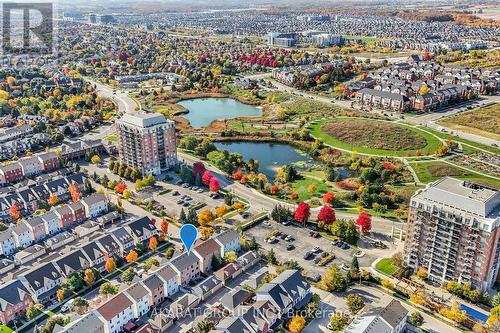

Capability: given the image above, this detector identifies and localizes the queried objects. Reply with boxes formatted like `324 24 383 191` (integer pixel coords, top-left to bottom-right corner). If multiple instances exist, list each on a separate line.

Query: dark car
303 252 314 260
308 274 321 283
172 191 180 196
314 256 322 264
286 244 295 251
280 233 288 240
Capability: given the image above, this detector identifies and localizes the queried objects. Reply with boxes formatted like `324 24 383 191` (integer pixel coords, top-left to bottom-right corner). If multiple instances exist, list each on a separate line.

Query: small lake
178 98 262 128
214 141 317 181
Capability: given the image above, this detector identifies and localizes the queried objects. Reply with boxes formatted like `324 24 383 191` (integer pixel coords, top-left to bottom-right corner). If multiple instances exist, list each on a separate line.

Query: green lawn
375 258 398 276
0 325 13 333
410 161 500 189
290 176 330 202
309 118 442 157
105 134 118 142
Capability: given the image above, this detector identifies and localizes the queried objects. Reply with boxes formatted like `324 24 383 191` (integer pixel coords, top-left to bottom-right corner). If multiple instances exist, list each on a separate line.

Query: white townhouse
0 230 16 256
213 229 241 257
123 282 150 319
41 210 61 236
20 263 62 304
156 264 180 297
11 223 33 248
94 293 135 333
81 193 108 218
17 156 42 177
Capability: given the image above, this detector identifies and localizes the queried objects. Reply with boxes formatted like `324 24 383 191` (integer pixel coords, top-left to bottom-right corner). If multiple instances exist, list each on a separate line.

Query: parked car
286 244 295 251
303 251 314 260
313 246 322 253
172 191 180 196
308 274 321 283
285 235 293 242
176 200 183 204
311 232 320 238
341 243 350 250
280 233 288 240
314 256 322 264
267 237 278 244
282 220 291 226
61 299 74 313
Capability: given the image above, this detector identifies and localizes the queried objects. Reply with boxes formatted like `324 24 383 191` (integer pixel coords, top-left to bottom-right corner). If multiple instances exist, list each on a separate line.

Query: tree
288 316 306 333
492 292 500 307
329 312 350 331
121 267 136 283
91 154 101 164
408 312 424 327
68 182 81 202
9 204 21 220
266 249 278 264
194 319 215 333
84 268 96 286
165 247 175 259
355 212 372 233
99 282 119 296
317 205 336 224
105 257 116 274
126 249 138 263
192 162 206 178
149 236 158 251
440 302 467 324
57 288 65 303
215 205 229 218
43 315 70 333
26 303 43 319
347 294 365 314
198 209 215 225
143 258 160 271
381 279 394 290
321 264 347 292
323 192 335 205
224 251 238 263
351 257 360 275
294 202 311 224
416 267 428 280
199 226 214 240
70 297 89 313
202 170 213 185
123 189 132 199
209 177 220 192
115 182 126 194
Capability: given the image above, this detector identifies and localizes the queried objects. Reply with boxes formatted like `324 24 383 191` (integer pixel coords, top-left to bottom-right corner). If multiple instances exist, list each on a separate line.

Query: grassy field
310 118 442 157
105 134 118 142
0 326 13 333
375 258 398 276
410 161 500 189
290 176 330 202
437 103 500 141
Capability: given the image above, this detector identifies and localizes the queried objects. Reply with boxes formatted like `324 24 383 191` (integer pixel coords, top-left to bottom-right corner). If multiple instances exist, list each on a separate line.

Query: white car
61 299 75 313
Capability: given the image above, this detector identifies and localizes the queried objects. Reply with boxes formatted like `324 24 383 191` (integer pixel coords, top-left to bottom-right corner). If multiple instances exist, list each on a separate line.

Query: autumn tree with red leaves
69 182 81 202
160 219 169 234
193 162 206 177
209 177 220 192
317 205 336 224
9 204 21 220
149 236 158 251
355 212 372 233
202 171 213 185
294 202 311 224
115 182 126 194
323 192 335 205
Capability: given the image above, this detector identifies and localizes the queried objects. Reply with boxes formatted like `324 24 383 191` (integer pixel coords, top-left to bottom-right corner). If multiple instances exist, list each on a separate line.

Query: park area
375 258 398 276
310 118 442 157
437 103 500 141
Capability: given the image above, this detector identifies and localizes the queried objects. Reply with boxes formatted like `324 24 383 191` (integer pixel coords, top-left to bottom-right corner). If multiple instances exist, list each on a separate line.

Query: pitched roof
125 217 155 238
81 193 107 206
59 312 105 333
81 241 104 262
22 262 61 291
0 279 31 311
142 274 164 291
220 287 252 311
55 249 91 277
192 275 221 295
96 293 133 320
124 282 149 301
193 239 221 257
170 252 200 272
213 229 239 246
96 234 121 255
156 265 178 282
358 88 409 102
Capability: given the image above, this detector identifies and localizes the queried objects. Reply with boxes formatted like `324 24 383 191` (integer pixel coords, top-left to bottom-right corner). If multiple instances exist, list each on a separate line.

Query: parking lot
246 219 366 278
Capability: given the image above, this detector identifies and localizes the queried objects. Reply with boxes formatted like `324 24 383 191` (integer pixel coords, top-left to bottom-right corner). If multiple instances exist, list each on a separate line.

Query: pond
214 141 318 181
178 98 262 128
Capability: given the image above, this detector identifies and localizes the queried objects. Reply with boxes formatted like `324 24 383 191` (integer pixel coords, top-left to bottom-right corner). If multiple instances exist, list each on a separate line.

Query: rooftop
117 112 173 128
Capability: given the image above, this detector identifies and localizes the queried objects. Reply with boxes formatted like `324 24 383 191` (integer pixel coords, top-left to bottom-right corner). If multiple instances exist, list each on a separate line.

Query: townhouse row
57 229 242 333
0 192 109 256
0 151 60 186
0 216 158 325
0 172 86 219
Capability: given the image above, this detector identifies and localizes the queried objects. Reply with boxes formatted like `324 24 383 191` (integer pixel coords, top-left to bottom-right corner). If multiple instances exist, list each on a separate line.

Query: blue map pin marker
180 224 198 253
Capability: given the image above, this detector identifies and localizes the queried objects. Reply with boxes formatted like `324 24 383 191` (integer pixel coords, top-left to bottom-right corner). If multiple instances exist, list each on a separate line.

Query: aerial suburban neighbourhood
0 0 499 333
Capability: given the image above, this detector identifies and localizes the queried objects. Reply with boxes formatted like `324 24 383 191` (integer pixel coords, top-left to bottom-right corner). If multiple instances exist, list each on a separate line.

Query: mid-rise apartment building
116 112 177 176
404 177 500 291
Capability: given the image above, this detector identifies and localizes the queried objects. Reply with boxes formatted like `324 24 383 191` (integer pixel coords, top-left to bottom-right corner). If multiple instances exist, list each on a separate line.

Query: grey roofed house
54 249 91 277
37 151 58 162
24 215 45 230
244 267 268 289
96 211 120 225
96 234 121 257
45 177 69 194
65 173 86 186
378 299 408 329
11 221 30 236
236 251 259 268
142 274 164 291
156 264 178 282
111 227 134 250
125 216 155 239
31 184 50 199
192 275 222 298
0 279 31 312
81 192 107 207
220 287 253 312
17 188 38 204
169 293 199 317
3 193 23 207
344 300 408 333
257 282 292 311
58 312 105 333
213 229 239 247
81 241 105 263
170 251 200 272
22 262 61 293
271 270 311 309
124 282 150 302
216 316 253 333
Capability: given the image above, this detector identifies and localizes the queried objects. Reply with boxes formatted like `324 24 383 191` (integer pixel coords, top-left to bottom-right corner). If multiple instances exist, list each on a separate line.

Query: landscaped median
309 117 443 157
